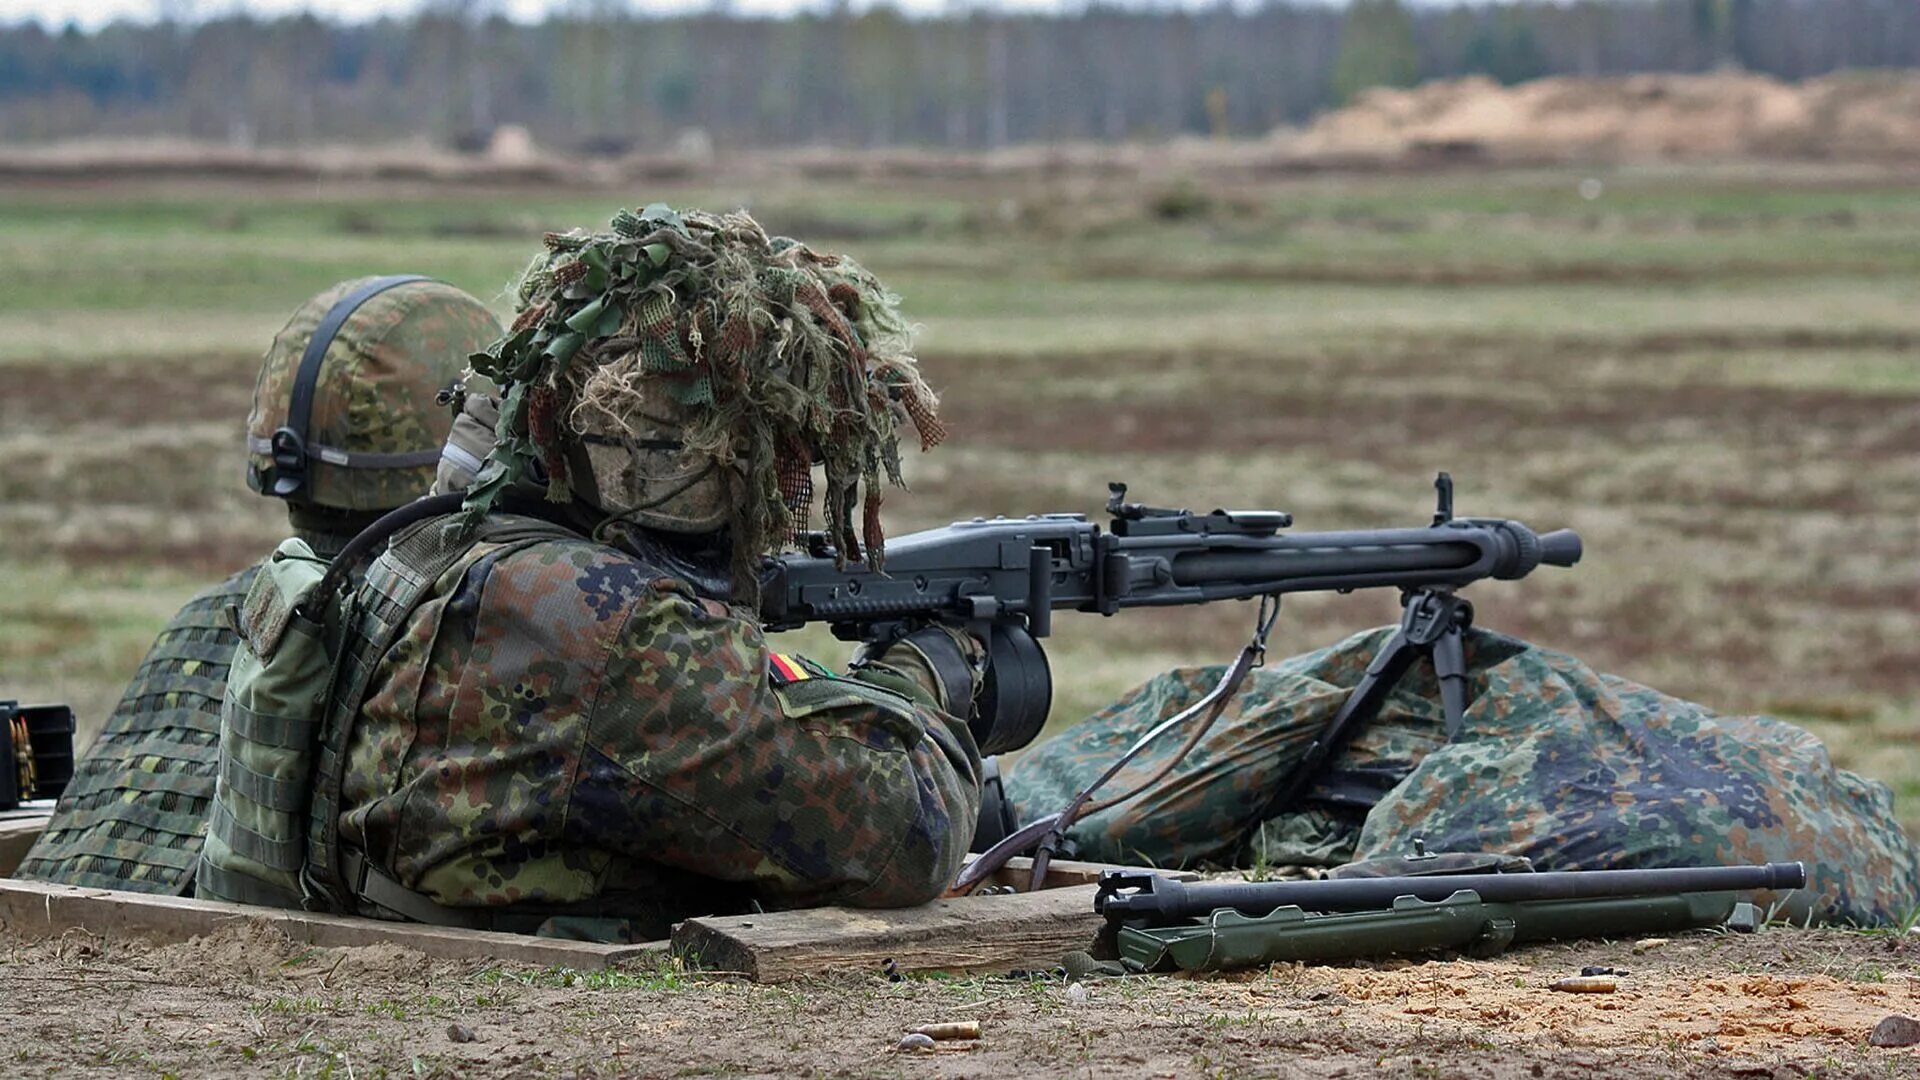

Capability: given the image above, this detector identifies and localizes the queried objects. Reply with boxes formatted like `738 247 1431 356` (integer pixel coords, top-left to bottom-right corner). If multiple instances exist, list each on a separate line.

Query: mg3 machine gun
764 473 1583 890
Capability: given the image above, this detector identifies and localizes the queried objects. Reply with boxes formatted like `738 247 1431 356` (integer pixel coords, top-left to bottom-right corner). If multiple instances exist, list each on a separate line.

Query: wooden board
673 883 1108 982
0 878 664 970
0 819 1183 981
0 801 53 878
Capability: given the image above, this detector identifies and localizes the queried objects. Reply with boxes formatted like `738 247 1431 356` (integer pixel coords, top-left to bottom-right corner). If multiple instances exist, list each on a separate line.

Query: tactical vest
307 510 625 930
16 567 259 893
324 507 691 930
192 503 581 919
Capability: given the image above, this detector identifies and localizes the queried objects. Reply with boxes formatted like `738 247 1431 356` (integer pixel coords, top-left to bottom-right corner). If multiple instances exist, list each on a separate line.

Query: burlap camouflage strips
17 568 259 892
1006 627 1919 927
248 278 500 511
338 522 983 931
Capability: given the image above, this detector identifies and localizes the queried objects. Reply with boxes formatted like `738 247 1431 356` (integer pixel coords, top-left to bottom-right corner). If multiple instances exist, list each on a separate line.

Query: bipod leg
1253 603 1429 823
1402 589 1472 739
1432 625 1469 738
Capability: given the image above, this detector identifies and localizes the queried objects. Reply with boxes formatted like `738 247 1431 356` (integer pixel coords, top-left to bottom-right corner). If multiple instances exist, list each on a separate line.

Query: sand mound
323 941 435 984
114 918 433 987
137 917 302 984
1286 70 1920 163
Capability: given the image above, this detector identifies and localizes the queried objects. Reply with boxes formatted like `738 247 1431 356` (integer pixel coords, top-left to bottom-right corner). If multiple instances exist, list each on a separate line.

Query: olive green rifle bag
1113 890 1757 973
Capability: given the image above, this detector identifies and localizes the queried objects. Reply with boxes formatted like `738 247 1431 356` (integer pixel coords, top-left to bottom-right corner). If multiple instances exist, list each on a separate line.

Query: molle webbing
197 541 340 910
301 513 585 914
14 566 259 894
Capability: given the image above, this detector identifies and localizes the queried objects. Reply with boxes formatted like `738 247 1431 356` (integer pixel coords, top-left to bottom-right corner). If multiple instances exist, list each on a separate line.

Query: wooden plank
0 878 666 970
673 884 1107 982
0 803 53 878
0 799 57 820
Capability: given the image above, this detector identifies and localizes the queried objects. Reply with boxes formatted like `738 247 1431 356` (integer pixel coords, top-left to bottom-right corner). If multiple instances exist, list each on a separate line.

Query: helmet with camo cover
247 276 502 512
461 205 945 604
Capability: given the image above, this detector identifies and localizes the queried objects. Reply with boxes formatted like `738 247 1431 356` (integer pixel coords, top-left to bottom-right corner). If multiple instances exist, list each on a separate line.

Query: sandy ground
2 918 1917 1078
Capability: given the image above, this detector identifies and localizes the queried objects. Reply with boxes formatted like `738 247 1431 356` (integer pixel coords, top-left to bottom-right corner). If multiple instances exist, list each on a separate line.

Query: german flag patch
768 653 833 685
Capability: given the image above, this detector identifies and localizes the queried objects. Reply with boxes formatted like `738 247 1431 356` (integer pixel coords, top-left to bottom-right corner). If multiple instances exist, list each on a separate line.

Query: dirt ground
2 918 1917 1078
1289 71 1920 165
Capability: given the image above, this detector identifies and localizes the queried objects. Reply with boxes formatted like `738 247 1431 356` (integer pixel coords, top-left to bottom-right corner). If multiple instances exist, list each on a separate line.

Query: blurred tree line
0 0 1915 148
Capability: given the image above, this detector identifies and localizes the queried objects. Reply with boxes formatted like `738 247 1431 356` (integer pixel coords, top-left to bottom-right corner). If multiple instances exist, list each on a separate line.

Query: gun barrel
1097 862 1806 923
1168 539 1481 590
763 508 1582 634
1538 528 1583 567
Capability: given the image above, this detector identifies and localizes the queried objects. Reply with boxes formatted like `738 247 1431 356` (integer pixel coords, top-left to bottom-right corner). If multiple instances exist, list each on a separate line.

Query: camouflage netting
461 204 944 602
1003 627 1920 927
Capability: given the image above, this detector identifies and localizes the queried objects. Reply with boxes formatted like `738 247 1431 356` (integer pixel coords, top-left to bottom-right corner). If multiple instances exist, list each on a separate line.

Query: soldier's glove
851 624 987 720
431 388 500 497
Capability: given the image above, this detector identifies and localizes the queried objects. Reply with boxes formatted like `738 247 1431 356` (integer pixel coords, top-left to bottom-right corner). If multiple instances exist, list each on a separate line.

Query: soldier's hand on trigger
851 624 987 720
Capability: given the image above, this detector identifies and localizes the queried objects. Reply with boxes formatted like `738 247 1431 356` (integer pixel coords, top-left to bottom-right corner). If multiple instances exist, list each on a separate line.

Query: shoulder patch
769 653 835 685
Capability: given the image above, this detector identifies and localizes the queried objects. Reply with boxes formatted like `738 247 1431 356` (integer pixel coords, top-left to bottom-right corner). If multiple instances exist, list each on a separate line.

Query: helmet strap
262 274 431 501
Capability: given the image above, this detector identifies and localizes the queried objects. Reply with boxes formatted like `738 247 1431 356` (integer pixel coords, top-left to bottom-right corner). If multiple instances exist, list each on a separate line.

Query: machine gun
764 473 1581 756
767 473 1581 890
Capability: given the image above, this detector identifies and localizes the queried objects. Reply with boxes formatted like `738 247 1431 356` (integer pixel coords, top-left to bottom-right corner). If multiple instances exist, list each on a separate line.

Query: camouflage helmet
247 276 502 512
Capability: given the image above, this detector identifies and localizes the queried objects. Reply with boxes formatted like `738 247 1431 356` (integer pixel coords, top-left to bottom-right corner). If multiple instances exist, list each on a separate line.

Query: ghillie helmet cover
460 205 945 601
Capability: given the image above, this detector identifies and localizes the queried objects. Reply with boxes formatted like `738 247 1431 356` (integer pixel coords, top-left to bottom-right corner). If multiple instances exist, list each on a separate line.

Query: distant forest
2 0 1917 149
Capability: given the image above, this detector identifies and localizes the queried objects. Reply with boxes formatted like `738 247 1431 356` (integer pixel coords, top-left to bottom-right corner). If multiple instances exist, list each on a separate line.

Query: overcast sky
2 0 1306 27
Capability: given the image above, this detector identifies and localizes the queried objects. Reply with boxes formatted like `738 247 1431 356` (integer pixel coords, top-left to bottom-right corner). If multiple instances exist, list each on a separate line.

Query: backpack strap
304 492 465 622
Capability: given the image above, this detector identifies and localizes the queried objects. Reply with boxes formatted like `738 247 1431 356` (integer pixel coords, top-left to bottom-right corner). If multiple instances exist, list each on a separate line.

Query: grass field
1 163 1917 840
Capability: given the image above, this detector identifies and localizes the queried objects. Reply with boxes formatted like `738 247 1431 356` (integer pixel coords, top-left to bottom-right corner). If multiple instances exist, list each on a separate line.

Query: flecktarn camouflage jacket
337 519 983 935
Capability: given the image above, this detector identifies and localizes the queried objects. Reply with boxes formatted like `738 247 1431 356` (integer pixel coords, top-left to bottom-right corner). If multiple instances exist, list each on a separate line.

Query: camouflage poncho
463 205 943 602
1005 627 1920 927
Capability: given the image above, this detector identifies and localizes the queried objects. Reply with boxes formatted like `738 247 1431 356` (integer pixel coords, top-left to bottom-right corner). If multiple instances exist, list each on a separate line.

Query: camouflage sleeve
581 582 984 910
847 624 986 719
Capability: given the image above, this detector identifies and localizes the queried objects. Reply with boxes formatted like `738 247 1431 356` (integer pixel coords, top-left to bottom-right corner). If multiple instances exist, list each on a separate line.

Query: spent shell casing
1549 975 1619 994
910 1021 982 1041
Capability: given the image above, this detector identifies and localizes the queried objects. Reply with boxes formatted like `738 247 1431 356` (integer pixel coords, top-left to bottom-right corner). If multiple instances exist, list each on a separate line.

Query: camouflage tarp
1004 627 1919 926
